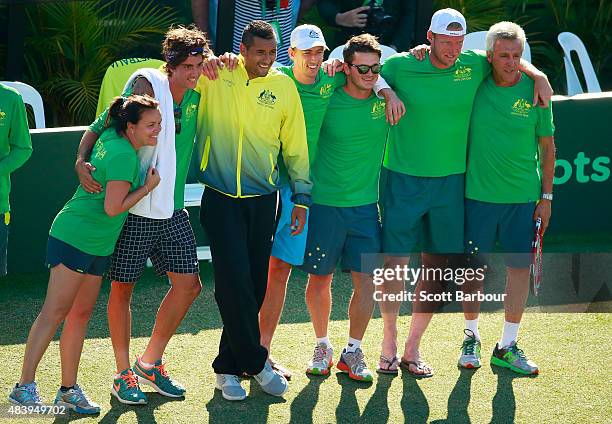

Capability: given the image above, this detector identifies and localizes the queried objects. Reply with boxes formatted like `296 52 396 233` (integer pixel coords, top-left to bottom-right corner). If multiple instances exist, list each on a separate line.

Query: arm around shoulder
131 77 155 97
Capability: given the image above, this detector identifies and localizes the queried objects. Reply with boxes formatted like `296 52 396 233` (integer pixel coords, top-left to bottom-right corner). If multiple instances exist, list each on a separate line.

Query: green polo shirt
312 88 389 206
381 50 490 177
466 73 555 203
50 130 139 256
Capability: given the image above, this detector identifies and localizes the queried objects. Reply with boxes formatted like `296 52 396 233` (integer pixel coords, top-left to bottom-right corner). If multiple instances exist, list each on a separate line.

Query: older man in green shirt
0 83 33 276
458 21 555 376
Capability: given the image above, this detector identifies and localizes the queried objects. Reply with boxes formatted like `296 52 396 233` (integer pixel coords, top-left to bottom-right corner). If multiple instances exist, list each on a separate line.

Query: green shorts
465 199 535 268
382 170 464 255
300 203 381 275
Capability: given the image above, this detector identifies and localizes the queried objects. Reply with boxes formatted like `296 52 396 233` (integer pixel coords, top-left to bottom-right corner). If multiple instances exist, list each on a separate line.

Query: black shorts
46 236 110 276
109 209 199 283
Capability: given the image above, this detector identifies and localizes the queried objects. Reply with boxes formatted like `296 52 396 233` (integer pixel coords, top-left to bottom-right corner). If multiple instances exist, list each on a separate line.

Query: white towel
123 68 176 219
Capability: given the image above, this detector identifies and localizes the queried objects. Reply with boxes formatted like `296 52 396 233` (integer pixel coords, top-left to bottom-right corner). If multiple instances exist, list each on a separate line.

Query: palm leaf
22 0 178 125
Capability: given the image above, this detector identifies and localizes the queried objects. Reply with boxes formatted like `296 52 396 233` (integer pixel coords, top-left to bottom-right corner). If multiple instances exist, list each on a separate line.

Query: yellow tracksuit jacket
195 58 311 201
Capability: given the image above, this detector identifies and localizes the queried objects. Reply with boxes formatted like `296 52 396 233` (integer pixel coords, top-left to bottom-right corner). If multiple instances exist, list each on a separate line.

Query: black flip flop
376 355 399 375
400 359 434 378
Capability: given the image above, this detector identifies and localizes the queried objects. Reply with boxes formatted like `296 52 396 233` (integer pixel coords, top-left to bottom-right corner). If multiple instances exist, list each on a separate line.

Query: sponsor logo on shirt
454 66 473 82
0 110 5 127
511 98 532 117
257 90 277 108
319 83 333 98
185 103 198 120
371 100 386 119
223 79 235 88
94 143 107 160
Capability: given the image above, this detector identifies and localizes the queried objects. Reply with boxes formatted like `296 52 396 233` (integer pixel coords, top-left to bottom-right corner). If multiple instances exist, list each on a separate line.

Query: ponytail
105 95 159 132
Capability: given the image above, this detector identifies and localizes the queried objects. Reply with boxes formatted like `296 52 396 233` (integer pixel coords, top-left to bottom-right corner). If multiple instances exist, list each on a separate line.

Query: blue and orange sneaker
133 356 185 398
111 369 147 405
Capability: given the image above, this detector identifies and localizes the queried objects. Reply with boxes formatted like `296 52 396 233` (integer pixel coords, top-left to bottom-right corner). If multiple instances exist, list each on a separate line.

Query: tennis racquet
530 217 543 296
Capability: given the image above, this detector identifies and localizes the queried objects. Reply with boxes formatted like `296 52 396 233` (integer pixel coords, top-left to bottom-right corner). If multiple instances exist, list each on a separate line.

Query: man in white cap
375 8 553 377
257 23 405 379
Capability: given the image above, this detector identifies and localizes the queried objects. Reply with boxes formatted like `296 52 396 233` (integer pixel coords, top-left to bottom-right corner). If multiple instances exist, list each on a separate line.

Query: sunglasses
167 46 205 62
174 106 182 135
189 46 204 56
348 63 383 75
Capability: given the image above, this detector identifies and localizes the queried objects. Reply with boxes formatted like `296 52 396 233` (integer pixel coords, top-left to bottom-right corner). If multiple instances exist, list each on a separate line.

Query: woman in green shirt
9 95 161 413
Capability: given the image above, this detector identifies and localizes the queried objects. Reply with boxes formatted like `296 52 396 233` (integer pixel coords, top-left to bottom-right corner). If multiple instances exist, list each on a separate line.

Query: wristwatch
541 193 553 201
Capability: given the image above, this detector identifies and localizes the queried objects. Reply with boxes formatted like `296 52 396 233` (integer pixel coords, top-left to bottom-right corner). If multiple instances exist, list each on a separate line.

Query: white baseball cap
290 24 328 50
429 8 467 36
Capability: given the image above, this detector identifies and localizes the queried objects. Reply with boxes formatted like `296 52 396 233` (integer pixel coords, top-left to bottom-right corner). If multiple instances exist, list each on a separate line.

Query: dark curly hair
161 24 210 75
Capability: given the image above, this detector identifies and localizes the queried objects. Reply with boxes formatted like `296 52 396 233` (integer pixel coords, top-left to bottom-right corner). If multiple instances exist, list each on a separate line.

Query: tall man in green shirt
458 22 555 376
0 84 33 276
299 34 390 381
377 8 554 377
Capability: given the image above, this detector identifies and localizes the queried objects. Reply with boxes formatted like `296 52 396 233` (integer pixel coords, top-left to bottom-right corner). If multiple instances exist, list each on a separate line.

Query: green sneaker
133 357 186 398
491 341 539 375
458 329 482 369
111 369 147 405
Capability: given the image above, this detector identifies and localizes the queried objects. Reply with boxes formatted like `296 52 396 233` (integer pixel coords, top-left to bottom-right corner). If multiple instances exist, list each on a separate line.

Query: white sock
345 337 361 353
317 336 332 349
465 318 481 341
138 356 154 369
500 321 521 348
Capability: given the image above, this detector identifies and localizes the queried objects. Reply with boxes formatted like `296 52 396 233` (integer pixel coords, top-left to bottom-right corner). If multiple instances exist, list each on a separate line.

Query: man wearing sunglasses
74 26 208 404
299 34 391 381
255 24 404 381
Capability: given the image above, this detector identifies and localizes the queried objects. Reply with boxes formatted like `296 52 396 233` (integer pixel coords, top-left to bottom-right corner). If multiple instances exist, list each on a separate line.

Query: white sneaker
215 374 246 401
254 361 288 397
306 343 334 375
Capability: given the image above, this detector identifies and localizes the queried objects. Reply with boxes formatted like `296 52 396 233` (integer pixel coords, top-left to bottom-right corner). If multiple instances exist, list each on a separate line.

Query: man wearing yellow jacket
195 20 311 401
